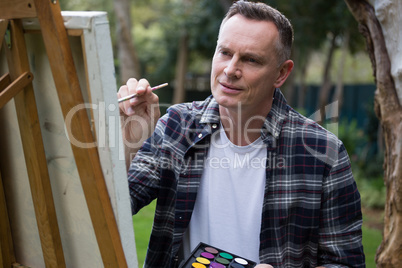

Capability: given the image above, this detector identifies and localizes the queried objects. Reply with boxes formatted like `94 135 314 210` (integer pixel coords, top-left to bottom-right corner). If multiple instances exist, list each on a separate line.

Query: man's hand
118 78 160 169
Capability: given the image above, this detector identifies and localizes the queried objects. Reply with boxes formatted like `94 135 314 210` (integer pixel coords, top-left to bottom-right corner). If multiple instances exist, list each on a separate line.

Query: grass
133 200 156 267
133 201 383 268
361 206 384 268
362 225 382 268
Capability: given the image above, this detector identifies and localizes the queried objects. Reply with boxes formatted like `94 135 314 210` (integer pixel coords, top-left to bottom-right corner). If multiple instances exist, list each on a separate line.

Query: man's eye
221 51 230 56
247 58 257 63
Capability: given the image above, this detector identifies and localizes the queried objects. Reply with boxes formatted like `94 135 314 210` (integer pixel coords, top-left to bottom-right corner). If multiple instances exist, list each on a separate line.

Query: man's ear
273 59 294 88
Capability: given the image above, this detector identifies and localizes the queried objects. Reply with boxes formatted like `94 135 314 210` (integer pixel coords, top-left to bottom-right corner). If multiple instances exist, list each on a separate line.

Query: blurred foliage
356 173 386 209
265 0 366 84
60 0 370 89
138 0 225 85
305 50 374 85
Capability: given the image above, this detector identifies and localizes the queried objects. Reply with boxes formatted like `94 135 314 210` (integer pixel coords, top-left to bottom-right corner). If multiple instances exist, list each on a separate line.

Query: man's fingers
118 78 159 118
126 78 138 95
134 78 151 98
118 85 130 114
118 78 138 116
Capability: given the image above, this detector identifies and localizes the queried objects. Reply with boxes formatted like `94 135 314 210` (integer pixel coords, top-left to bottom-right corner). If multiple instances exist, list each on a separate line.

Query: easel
0 1 128 267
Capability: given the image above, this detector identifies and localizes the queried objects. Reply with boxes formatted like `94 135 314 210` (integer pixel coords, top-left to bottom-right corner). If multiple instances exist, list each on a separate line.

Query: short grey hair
220 0 294 65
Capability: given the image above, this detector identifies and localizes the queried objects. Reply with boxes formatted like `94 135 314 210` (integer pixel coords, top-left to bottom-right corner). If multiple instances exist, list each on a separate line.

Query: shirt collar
261 88 289 140
197 89 289 139
199 96 220 124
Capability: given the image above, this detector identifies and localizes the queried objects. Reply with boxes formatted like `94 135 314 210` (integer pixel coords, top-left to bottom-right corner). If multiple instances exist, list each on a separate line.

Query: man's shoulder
283 108 347 167
286 108 341 145
168 95 214 110
164 95 218 120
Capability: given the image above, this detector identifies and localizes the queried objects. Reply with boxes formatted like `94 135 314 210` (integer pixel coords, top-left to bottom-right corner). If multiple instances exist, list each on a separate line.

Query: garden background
62 1 386 267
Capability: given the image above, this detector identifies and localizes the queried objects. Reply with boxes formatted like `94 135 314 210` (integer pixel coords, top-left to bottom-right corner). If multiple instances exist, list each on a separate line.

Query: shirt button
274 131 279 137
198 133 203 138
212 124 218 129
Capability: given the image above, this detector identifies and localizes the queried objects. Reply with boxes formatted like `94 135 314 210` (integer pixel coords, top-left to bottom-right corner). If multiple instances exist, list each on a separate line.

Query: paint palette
179 242 257 268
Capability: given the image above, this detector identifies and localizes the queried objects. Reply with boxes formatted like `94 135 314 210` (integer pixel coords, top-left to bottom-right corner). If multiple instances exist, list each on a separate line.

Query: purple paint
201 251 215 260
210 262 226 268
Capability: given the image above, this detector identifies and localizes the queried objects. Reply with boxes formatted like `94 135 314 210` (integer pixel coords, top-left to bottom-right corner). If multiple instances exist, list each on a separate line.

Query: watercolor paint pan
178 242 257 268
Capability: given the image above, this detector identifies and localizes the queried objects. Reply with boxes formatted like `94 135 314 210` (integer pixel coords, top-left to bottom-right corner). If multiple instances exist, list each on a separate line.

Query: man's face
211 14 284 115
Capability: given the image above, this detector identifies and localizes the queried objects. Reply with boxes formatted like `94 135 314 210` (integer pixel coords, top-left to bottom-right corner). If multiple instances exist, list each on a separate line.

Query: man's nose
224 57 241 79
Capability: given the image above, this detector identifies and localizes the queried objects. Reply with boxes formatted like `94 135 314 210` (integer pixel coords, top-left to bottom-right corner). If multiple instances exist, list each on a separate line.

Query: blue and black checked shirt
128 88 365 268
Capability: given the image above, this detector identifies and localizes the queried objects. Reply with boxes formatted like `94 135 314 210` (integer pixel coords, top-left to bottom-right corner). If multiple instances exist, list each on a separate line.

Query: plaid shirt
128 89 365 268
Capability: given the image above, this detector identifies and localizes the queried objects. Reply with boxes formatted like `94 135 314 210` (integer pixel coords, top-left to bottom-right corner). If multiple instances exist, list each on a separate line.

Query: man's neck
219 103 272 146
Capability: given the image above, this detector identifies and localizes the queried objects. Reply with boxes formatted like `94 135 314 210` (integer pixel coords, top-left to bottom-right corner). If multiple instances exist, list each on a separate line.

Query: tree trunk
334 30 350 114
113 0 141 84
318 34 337 122
297 60 309 110
173 32 189 104
345 0 402 267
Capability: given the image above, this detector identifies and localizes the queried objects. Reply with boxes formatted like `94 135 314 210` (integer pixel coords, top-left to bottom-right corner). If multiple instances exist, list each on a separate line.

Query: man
118 1 365 267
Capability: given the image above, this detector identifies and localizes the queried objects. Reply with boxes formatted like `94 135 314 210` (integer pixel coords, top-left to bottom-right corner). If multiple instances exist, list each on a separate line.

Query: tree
60 0 140 84
265 0 365 113
114 0 141 84
149 0 224 103
344 0 402 267
171 0 192 104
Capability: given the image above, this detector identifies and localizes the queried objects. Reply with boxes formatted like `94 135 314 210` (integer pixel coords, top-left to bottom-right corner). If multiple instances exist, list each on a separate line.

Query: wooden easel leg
4 19 66 268
0 19 7 51
32 0 127 267
0 169 16 268
0 71 33 109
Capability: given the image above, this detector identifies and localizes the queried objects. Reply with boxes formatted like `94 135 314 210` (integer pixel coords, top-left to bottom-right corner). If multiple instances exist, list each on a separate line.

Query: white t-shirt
183 125 267 262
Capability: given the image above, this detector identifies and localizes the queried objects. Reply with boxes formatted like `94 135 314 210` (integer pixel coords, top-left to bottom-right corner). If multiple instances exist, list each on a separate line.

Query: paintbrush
118 82 168 103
